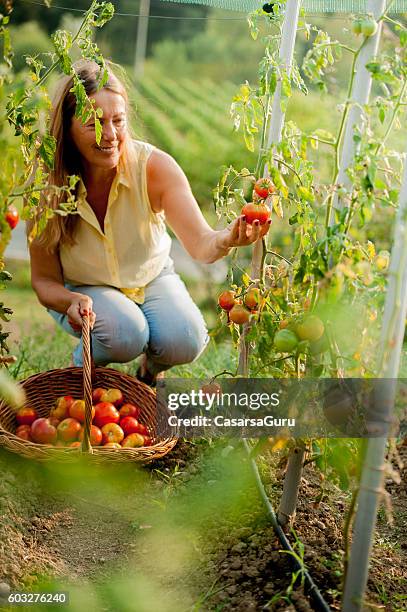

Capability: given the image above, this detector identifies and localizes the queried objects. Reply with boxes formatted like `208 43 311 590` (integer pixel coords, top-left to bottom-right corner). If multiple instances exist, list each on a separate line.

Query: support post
134 0 151 80
238 0 302 378
328 0 386 224
342 157 407 612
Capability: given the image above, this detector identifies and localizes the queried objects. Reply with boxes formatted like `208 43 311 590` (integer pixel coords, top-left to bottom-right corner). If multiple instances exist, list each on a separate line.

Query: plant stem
383 15 406 29
7 184 49 199
325 46 361 229
309 136 336 147
272 156 304 184
342 487 358 587
265 249 292 265
375 77 407 156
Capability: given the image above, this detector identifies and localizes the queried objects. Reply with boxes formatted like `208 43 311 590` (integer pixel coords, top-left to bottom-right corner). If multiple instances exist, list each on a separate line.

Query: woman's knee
150 321 208 367
92 314 149 364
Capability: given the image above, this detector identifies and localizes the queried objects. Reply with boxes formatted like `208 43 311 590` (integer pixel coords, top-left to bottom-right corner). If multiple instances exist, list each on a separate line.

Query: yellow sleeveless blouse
59 140 172 304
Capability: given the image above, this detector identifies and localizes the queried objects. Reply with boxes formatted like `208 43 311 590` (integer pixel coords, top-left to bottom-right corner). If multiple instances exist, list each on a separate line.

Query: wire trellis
22 0 407 14
161 0 406 12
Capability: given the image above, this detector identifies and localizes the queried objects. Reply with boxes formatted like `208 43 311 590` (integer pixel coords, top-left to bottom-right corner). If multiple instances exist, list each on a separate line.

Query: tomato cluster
14 388 152 449
239 178 277 225
351 17 378 37
274 315 325 353
218 287 262 325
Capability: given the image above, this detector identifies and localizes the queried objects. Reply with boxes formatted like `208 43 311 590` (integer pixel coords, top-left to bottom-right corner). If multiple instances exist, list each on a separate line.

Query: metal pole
238 1 302 378
342 157 407 612
328 0 386 225
134 0 151 80
266 0 302 148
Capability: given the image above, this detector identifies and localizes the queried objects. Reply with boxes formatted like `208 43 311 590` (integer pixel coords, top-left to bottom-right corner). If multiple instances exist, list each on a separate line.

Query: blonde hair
28 59 135 252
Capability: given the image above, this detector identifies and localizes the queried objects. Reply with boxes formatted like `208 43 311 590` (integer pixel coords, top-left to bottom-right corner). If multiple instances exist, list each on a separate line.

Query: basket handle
81 314 95 454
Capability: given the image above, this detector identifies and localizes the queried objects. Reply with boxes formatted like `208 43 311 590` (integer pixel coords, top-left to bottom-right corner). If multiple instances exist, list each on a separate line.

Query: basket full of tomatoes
0 316 177 462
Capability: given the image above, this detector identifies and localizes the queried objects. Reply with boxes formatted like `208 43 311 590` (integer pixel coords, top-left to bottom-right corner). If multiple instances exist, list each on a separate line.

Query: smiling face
69 88 128 175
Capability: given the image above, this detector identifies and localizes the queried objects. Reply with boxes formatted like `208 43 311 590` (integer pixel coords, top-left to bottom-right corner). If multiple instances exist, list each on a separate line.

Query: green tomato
375 250 390 271
361 18 378 37
309 334 329 355
273 329 299 353
296 315 325 343
352 19 362 35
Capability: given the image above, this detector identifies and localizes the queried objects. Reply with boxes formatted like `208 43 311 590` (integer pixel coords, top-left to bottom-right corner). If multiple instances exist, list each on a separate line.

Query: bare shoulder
146 149 189 213
147 148 185 185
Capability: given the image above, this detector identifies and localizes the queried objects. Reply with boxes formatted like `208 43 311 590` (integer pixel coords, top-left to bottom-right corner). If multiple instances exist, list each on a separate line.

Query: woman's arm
147 150 271 265
29 241 95 329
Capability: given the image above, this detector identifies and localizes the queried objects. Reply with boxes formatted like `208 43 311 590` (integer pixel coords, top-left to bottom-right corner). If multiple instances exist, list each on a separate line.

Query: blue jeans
48 259 209 374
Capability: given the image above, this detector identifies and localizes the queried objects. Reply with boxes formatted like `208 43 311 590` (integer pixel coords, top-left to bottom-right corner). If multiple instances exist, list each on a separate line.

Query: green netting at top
159 0 406 13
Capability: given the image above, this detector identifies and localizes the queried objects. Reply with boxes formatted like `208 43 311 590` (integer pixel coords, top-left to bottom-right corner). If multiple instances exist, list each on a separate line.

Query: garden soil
0 441 405 611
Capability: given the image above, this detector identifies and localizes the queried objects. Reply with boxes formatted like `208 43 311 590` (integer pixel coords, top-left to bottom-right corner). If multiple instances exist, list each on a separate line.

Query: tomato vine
0 0 114 360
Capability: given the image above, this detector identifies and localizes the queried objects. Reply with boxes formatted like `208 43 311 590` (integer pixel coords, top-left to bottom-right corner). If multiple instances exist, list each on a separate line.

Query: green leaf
269 69 277 96
272 195 283 219
298 185 315 203
94 117 102 145
93 3 115 28
269 166 288 198
39 133 56 170
262 312 275 337
243 130 255 153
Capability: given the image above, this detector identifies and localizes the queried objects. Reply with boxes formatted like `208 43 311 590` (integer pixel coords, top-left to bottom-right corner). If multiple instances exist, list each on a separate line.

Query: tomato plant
0 0 115 366
212 2 406 506
213 4 405 382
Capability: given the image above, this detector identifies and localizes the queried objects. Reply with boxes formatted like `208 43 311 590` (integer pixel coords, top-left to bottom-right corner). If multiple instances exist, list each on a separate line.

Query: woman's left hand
219 215 272 250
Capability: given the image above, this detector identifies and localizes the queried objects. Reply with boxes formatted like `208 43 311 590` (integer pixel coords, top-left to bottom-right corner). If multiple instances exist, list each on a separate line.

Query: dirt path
0 441 405 611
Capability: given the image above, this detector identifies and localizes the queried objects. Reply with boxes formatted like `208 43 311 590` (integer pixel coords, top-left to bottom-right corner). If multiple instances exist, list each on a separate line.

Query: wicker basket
0 316 177 462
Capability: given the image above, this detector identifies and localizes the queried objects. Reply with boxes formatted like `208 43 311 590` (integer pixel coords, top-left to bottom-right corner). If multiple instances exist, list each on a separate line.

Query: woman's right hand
66 294 96 332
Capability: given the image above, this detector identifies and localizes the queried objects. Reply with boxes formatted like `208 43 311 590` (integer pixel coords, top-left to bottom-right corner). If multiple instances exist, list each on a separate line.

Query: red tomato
57 418 82 442
120 416 141 436
143 436 152 446
244 288 261 311
79 424 103 446
241 202 271 225
135 422 148 436
31 418 58 444
50 396 74 421
119 403 140 419
69 399 94 424
229 304 250 325
92 388 106 404
16 424 31 435
15 425 32 441
100 388 123 407
5 206 19 230
93 402 120 428
101 423 124 445
201 383 222 399
16 407 38 426
254 178 276 199
69 441 81 448
218 290 236 311
121 433 145 448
